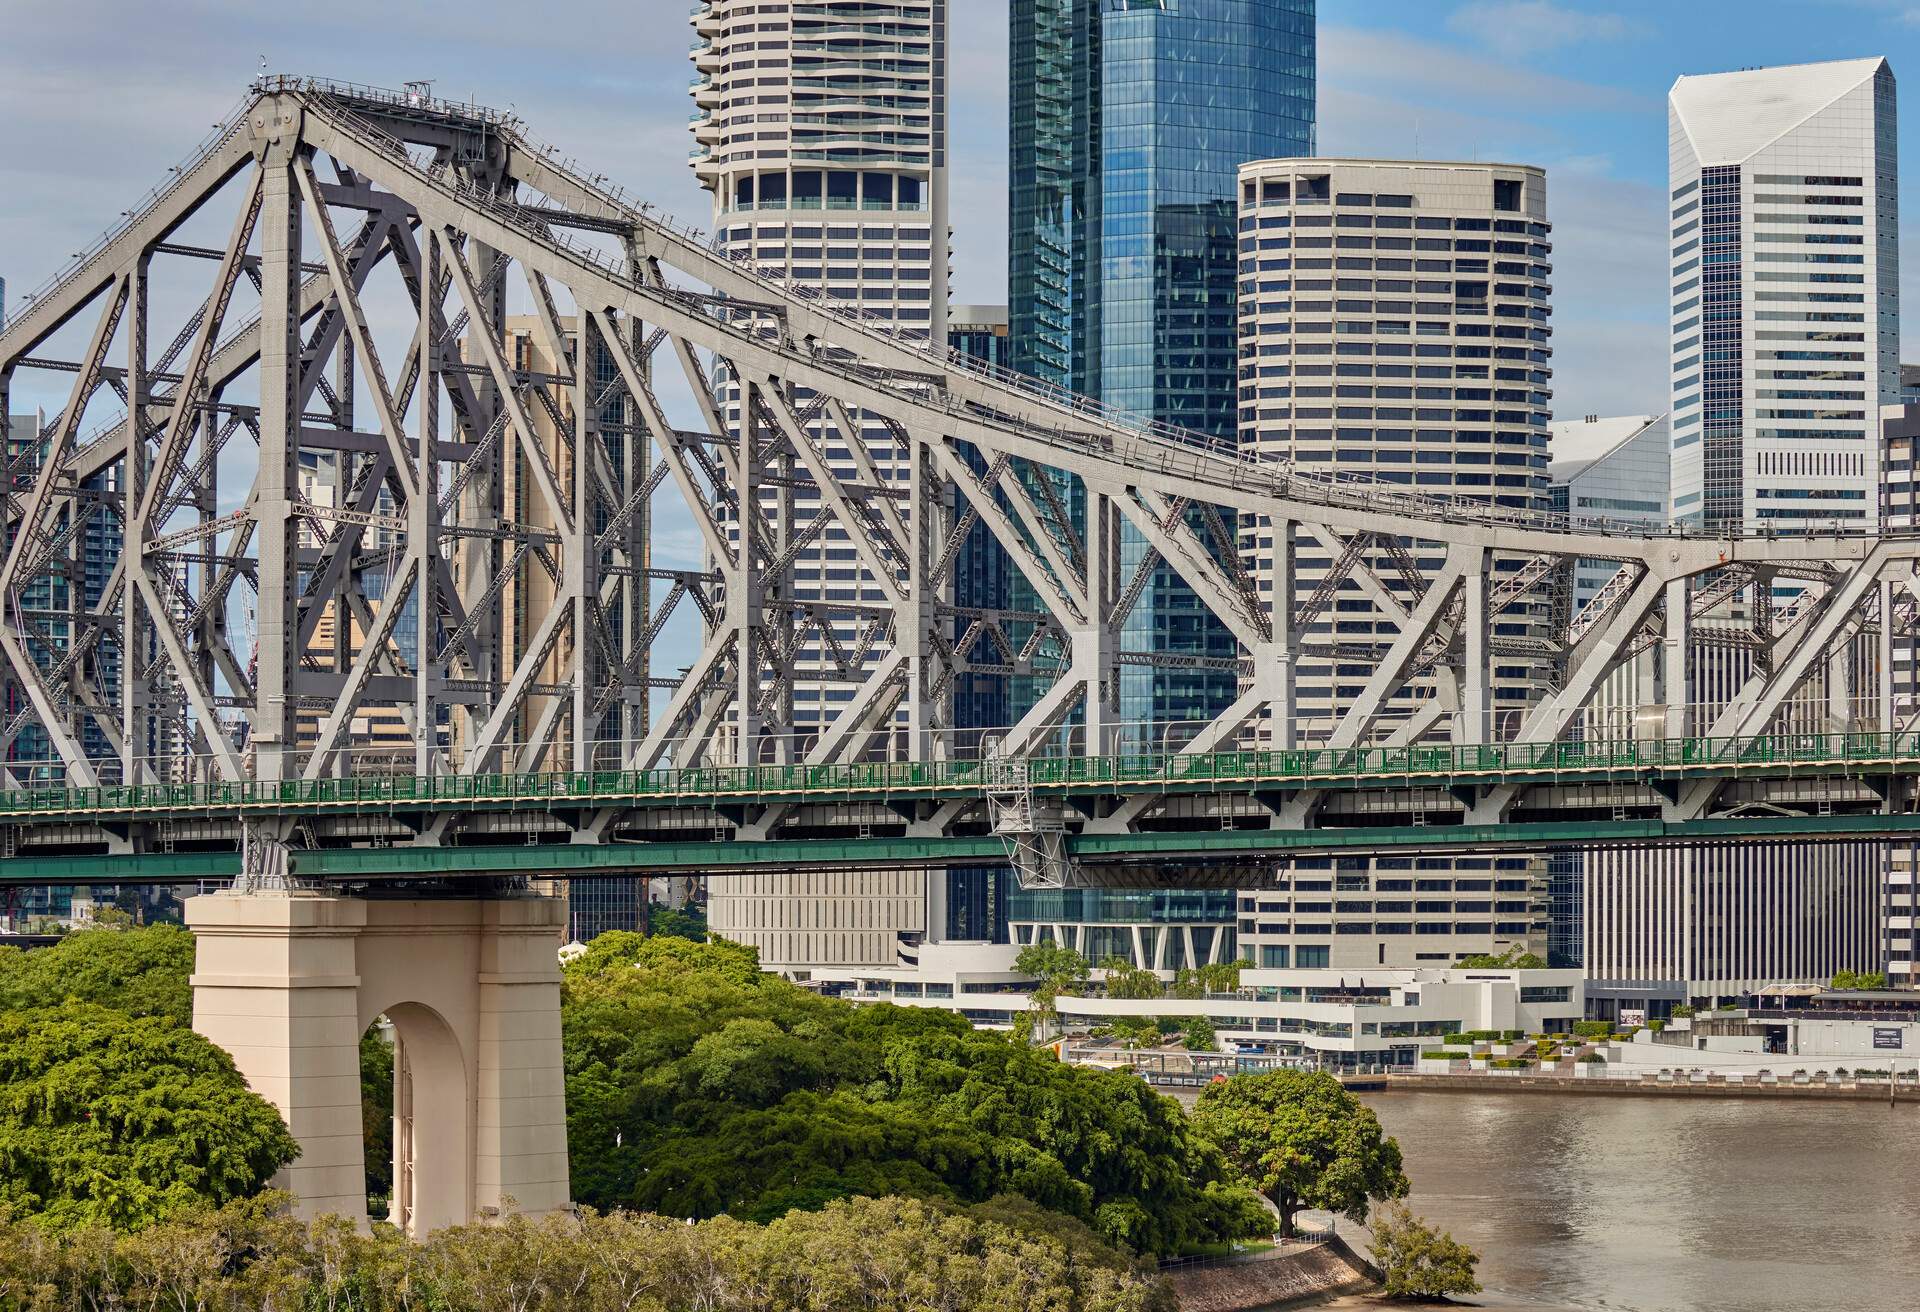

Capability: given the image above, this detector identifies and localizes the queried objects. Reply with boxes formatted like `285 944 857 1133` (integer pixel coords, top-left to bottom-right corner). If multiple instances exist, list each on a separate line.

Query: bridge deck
1 731 1913 823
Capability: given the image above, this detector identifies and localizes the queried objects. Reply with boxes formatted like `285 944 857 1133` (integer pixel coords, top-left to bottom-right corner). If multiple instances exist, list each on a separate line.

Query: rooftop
1670 57 1889 164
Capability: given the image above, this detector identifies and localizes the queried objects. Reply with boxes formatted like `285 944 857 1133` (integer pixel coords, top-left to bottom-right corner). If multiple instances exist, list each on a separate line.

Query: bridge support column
187 891 570 1234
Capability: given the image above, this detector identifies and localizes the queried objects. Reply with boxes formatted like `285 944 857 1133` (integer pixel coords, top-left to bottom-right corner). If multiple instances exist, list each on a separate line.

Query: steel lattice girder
1 77 1916 872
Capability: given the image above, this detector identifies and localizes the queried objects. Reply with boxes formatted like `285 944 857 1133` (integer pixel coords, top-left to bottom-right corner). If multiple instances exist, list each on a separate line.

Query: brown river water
1179 1087 1920 1311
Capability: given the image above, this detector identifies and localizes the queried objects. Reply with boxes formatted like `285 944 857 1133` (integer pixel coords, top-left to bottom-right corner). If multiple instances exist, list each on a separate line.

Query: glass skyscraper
1004 0 1314 970
1010 0 1315 734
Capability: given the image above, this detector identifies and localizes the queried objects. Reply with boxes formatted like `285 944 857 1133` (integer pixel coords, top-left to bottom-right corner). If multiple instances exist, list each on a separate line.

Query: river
1346 1089 1920 1311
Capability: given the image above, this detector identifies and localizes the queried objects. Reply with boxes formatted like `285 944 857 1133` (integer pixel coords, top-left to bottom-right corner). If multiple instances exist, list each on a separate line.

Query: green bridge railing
0 730 1914 822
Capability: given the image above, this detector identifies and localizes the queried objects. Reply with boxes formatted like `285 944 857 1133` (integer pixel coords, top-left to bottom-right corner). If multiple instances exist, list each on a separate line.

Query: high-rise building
1001 0 1314 974
1668 58 1898 533
1577 59 1902 1013
1236 157 1555 971
1010 0 1315 735
1544 414 1674 968
945 305 1015 945
691 0 946 971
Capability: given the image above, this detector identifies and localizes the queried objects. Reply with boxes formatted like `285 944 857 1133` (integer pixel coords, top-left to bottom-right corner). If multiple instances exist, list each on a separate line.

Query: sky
0 0 1916 423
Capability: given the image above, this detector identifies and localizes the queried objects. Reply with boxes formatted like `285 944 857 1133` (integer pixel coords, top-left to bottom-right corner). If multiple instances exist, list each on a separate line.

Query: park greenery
0 1193 1176 1312
561 932 1268 1256
1368 1202 1482 1300
0 919 1467 1303
1191 1070 1409 1238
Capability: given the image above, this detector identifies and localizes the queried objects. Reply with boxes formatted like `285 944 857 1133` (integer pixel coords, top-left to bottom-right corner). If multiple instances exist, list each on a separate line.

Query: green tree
1831 970 1888 991
361 1026 395 1214
1013 942 1090 1042
0 1003 297 1231
1172 960 1250 999
0 923 195 1024
1192 1070 1408 1238
1368 1202 1481 1300
649 901 709 942
1100 955 1164 1000
1183 1018 1218 1053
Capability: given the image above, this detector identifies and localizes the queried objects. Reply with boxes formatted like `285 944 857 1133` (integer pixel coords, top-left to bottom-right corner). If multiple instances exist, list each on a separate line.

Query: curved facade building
691 0 946 970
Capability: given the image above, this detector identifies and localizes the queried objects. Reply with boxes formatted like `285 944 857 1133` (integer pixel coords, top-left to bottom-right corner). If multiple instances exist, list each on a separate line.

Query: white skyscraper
1668 58 1899 532
689 0 947 970
1576 60 1900 1015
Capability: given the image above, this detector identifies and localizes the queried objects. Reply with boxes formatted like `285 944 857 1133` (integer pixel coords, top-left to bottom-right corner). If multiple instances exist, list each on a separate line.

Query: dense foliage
562 935 1267 1255
0 921 196 1024
1368 1202 1481 1300
0 1192 1174 1312
647 901 709 942
0 1001 297 1231
1830 970 1888 990
1191 1070 1408 1237
1453 949 1547 970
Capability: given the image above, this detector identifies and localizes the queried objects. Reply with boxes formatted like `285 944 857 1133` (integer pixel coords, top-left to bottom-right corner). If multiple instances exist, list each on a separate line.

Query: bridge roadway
4 730 1919 887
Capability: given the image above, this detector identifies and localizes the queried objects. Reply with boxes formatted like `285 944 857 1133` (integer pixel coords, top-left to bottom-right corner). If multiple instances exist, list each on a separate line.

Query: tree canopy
1368 1202 1481 1300
0 1002 297 1231
561 937 1267 1255
0 1192 1176 1312
1830 969 1888 991
0 922 195 1024
1191 1070 1408 1237
1453 949 1548 970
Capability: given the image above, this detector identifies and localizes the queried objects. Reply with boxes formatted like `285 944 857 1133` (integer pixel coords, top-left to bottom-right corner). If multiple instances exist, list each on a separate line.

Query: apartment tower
690 0 946 969
1235 158 1555 970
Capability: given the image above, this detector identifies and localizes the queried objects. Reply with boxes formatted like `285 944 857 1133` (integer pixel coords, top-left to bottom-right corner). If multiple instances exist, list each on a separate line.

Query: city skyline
1 2 1916 426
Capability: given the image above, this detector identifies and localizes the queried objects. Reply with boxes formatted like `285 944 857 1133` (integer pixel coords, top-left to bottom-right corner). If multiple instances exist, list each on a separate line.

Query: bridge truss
4 79 1919 885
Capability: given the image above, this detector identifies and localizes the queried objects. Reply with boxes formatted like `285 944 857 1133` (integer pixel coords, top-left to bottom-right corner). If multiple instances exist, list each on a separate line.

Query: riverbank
1382 1071 1920 1102
1165 1233 1376 1312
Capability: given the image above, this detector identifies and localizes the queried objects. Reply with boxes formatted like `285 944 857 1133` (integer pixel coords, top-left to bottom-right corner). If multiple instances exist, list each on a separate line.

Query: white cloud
1446 1 1636 57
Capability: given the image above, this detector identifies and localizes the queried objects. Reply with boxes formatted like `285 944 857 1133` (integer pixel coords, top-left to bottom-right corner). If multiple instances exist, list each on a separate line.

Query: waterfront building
1581 60 1902 1008
817 946 1584 1071
1543 415 1674 969
691 0 945 970
1235 157 1555 972
1003 0 1314 972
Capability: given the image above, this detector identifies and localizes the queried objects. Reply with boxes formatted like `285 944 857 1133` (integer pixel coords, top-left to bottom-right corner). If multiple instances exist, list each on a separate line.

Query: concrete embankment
1165 1234 1378 1312
1383 1072 1920 1102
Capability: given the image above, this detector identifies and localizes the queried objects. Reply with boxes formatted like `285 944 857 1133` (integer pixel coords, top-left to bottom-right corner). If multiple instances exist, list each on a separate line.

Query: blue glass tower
1004 0 1314 968
1011 0 1315 736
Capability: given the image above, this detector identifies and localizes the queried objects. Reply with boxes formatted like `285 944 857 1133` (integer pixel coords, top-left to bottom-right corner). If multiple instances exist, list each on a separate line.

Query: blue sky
0 0 1914 420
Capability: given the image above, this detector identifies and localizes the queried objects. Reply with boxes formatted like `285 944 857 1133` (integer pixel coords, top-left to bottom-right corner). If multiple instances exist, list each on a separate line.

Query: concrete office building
1234 157 1554 972
691 0 945 969
1543 414 1674 968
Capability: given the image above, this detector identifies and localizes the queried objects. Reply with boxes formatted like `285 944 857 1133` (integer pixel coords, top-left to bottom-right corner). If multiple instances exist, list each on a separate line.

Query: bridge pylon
186 888 570 1234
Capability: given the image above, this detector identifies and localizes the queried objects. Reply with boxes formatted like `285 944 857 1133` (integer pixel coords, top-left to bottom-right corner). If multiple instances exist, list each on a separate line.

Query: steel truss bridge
5 78 1920 890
